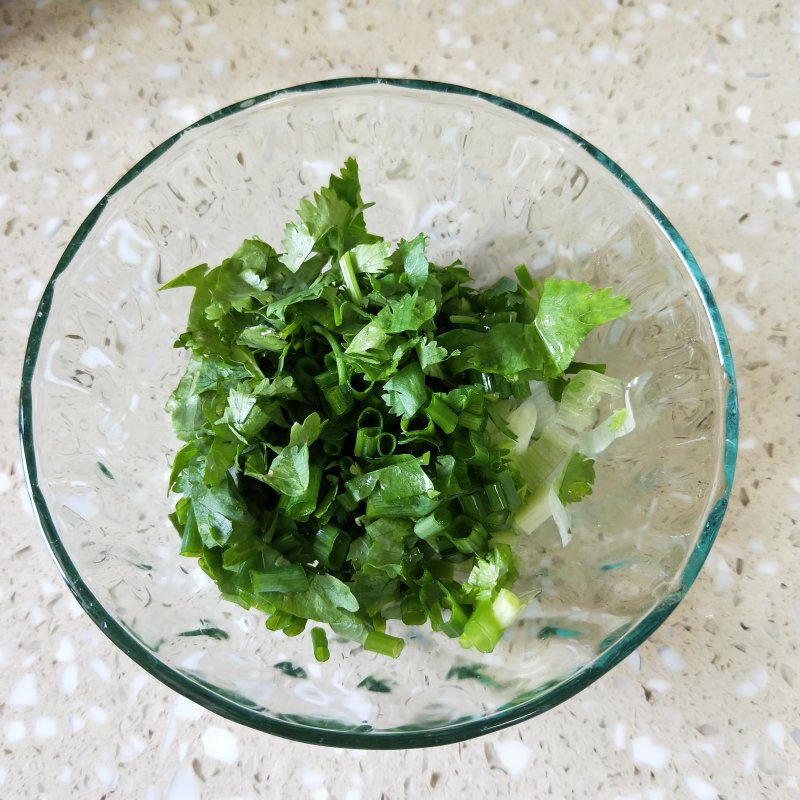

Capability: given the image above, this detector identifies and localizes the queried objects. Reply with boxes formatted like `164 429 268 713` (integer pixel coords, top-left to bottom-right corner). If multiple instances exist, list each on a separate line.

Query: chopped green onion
462 390 485 416
347 373 374 399
437 581 469 637
314 369 338 392
325 384 354 417
452 528 488 555
514 423 575 491
313 525 350 570
370 615 387 633
488 529 519 546
293 356 319 394
314 481 339 519
496 470 522 510
354 426 382 458
336 492 358 511
459 589 523 653
459 491 488 519
266 611 294 631
481 311 517 325
303 337 325 358
515 263 535 291
425 394 459 434
311 627 330 662
452 429 491 466
457 410 485 432
364 629 405 658
510 379 532 399
481 372 511 397
357 407 384 430
428 559 455 581
283 618 307 637
449 313 481 326
558 369 623 432
322 438 343 456
447 515 488 554
377 432 396 457
484 482 507 513
400 413 434 436
400 594 427 626
414 509 450 542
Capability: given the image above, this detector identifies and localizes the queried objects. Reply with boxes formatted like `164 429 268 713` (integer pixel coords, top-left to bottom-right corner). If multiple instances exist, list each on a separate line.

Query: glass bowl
20 79 737 748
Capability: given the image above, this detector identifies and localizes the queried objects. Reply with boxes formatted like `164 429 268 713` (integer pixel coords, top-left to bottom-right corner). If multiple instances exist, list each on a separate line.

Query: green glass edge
18 77 738 750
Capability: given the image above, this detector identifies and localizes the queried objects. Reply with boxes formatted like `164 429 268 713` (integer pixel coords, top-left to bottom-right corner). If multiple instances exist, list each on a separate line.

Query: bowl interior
21 80 736 747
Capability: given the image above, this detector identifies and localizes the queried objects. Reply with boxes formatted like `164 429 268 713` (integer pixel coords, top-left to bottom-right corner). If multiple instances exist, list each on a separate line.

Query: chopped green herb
558 453 596 505
164 158 632 661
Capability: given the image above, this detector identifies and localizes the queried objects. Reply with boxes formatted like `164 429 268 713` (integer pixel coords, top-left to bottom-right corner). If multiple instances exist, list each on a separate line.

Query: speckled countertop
1 1 799 798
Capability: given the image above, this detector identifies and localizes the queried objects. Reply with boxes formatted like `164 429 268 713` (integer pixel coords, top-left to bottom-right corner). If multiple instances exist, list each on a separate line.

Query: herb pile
164 159 632 660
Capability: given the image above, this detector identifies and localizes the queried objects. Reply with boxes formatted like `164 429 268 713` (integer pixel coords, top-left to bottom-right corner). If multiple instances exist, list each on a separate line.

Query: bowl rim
19 77 739 749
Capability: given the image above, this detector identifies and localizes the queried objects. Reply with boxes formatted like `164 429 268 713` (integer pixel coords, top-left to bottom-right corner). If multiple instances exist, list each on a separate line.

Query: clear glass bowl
20 79 737 748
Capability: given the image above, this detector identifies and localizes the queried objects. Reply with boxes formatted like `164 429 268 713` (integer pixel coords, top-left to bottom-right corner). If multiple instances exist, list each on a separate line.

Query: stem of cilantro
311 324 347 385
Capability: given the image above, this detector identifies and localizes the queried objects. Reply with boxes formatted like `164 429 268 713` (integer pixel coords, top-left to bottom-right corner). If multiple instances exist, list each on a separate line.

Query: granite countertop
2 1 798 798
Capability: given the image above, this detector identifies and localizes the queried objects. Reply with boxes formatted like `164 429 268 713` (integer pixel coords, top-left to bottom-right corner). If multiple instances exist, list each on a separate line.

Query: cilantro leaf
175 465 255 547
279 222 316 273
327 157 365 209
362 518 412 577
166 354 208 441
298 191 353 243
345 458 433 502
447 322 554 379
558 453 596 505
535 278 630 373
394 233 429 289
204 426 239 485
225 386 270 440
227 387 257 428
288 412 325 448
267 574 360 624
252 374 296 398
381 362 428 418
350 241 391 274
465 545 517 596
416 339 448 371
264 272 336 322
235 325 287 353
159 263 209 291
205 242 272 320
264 445 310 497
376 292 437 334
345 322 390 355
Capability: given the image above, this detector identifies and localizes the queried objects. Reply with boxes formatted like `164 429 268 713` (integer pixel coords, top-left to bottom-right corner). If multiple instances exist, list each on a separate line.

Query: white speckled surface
2 1 799 798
